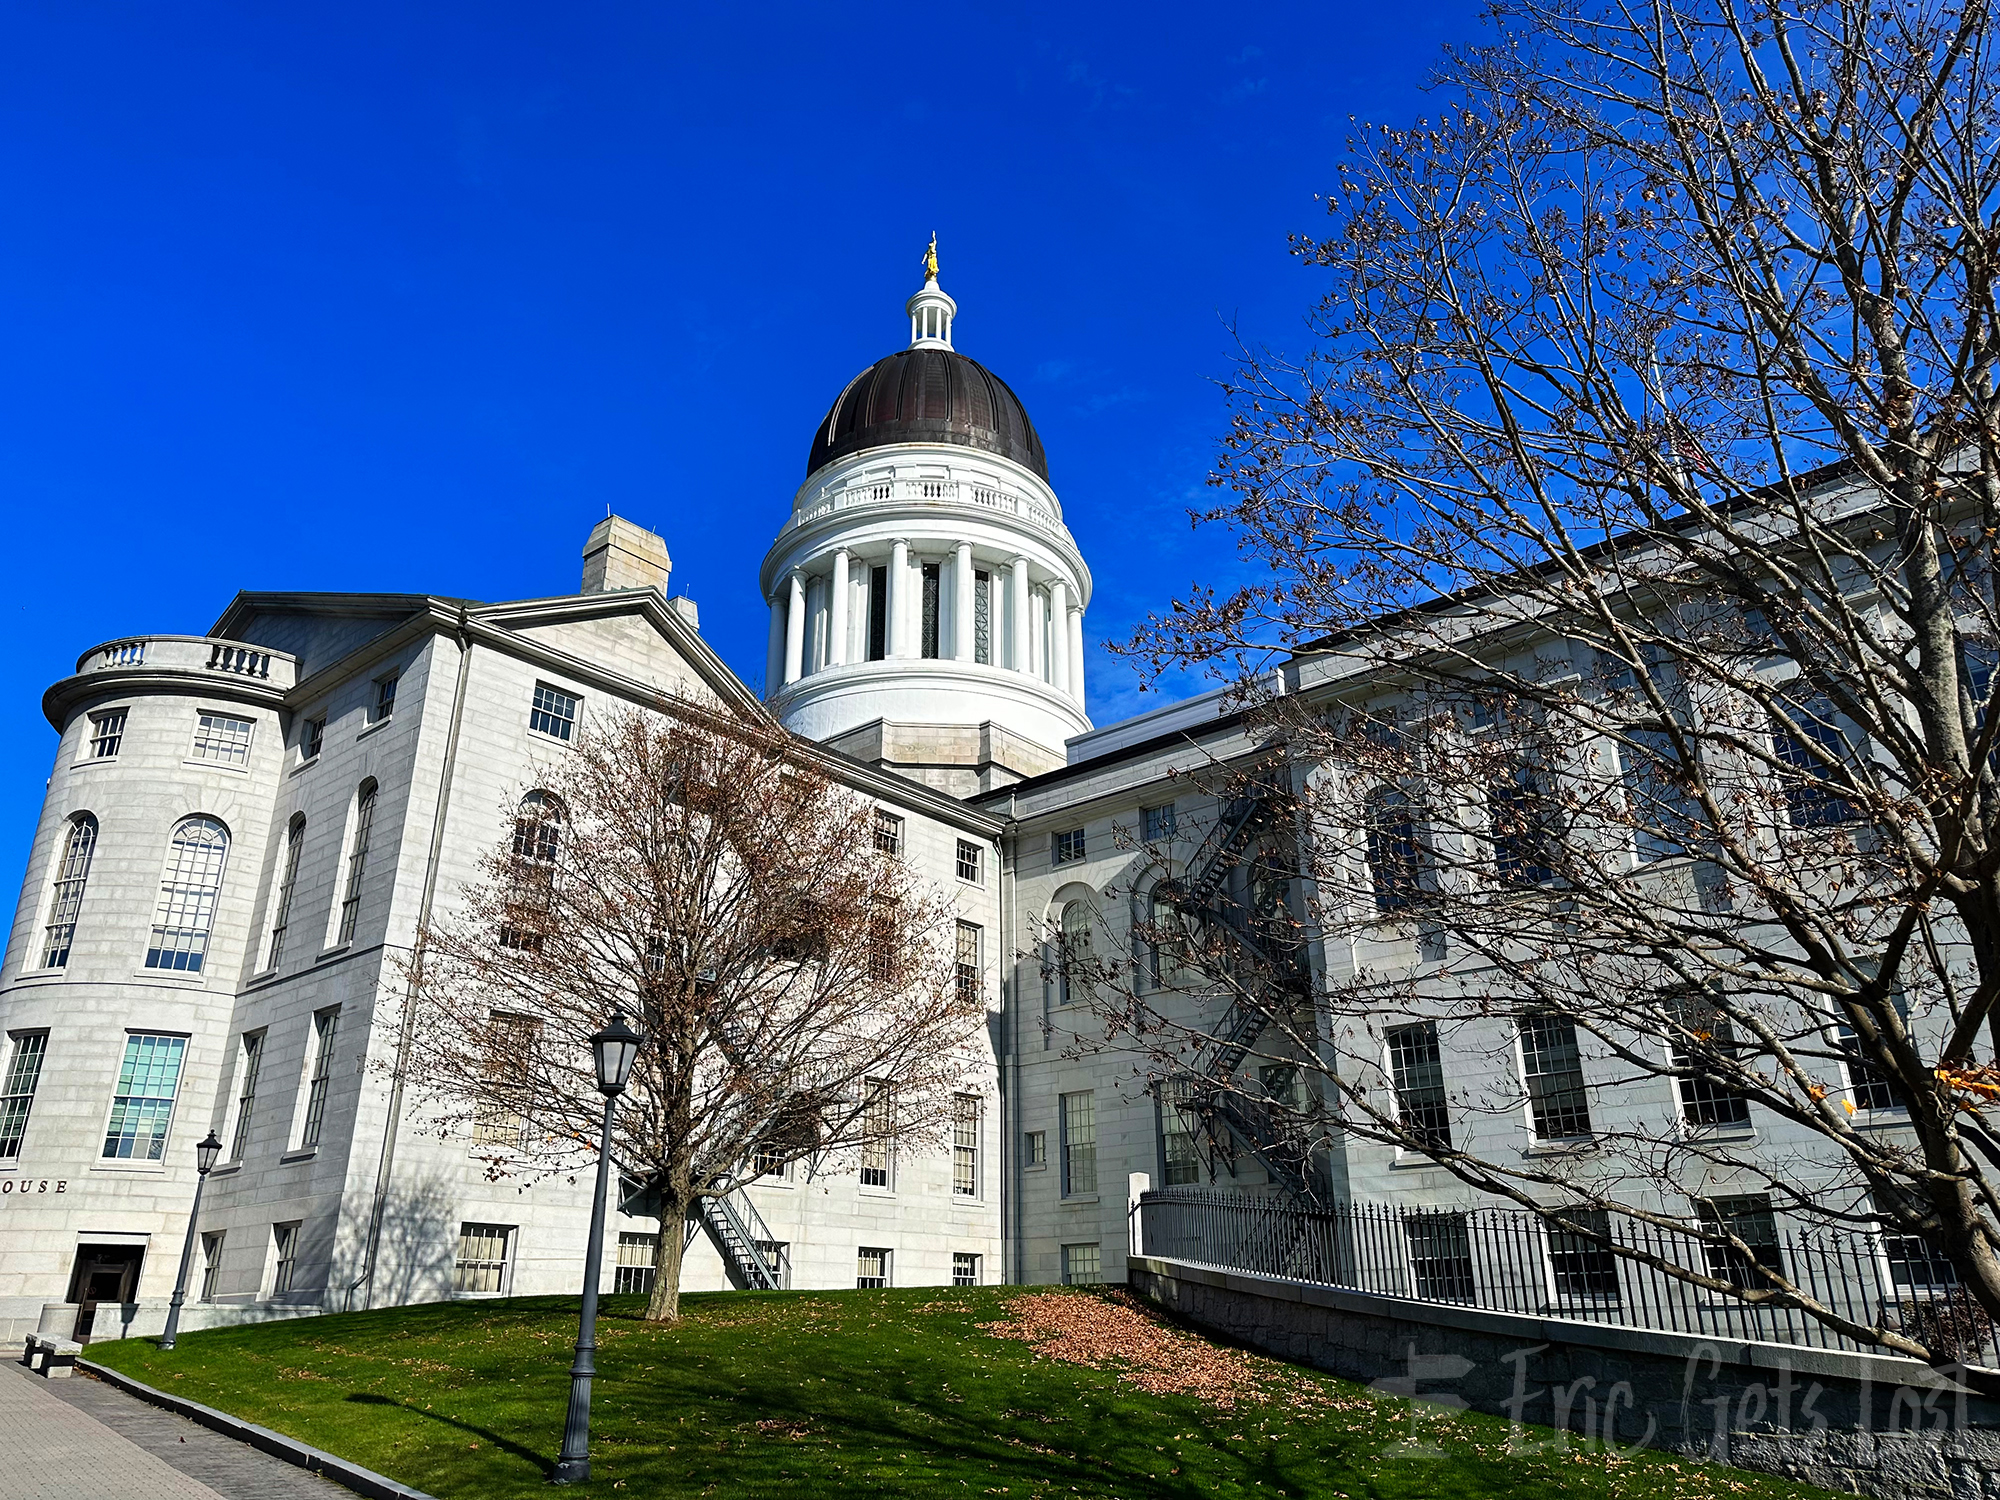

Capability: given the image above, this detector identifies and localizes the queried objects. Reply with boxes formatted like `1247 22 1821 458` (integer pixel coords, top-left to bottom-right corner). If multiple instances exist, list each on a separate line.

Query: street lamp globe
195 1130 223 1175
590 1012 643 1096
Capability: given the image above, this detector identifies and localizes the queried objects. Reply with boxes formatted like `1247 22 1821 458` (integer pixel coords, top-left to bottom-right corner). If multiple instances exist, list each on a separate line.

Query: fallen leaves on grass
978 1289 1324 1411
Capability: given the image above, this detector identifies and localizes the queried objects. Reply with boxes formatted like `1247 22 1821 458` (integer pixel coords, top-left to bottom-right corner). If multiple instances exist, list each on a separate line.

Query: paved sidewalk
1 1359 344 1499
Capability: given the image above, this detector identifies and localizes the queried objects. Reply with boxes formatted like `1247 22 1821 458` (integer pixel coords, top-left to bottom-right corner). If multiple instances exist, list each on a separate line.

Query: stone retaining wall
1130 1254 2000 1499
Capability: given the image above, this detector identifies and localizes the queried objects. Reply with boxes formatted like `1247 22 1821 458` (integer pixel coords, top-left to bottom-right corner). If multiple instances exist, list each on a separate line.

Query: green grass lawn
87 1286 1834 1500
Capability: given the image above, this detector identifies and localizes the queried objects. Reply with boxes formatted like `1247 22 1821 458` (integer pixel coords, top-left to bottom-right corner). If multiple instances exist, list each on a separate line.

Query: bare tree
402 699 980 1321
1084 0 2000 1381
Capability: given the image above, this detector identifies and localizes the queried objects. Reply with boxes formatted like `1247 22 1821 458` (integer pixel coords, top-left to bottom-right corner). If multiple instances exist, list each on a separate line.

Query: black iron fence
1134 1185 1999 1367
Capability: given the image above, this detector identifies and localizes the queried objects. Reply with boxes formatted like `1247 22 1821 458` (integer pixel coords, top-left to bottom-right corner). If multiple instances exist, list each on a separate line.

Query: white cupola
757 243 1093 796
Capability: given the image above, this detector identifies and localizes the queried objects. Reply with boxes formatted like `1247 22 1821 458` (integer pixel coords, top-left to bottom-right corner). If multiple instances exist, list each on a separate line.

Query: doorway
66 1244 144 1342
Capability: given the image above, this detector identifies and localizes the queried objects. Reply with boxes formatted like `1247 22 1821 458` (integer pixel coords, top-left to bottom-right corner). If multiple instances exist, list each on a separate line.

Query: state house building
0 256 1866 1342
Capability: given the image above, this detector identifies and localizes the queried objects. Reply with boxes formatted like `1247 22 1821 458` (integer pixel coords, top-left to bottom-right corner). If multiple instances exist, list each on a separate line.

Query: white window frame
190 710 255 767
528 681 581 742
453 1223 516 1295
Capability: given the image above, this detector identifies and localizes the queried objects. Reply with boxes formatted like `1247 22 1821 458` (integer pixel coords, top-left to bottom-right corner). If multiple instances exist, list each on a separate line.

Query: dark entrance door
66 1244 144 1342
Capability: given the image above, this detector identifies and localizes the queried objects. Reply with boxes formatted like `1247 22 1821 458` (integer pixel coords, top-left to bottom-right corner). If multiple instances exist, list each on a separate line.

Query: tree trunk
643 1203 688 1322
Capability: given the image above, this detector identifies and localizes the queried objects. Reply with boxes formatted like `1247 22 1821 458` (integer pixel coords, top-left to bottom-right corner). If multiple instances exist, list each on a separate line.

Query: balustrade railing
99 640 146 668
788 471 1067 540
207 644 272 678
1134 1186 2000 1368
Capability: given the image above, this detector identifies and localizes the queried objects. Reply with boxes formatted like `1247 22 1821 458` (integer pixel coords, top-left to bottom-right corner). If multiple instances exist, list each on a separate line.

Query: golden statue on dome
922 232 939 283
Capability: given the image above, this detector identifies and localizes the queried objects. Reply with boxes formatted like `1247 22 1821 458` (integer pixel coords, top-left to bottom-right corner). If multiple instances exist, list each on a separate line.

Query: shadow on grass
344 1390 555 1477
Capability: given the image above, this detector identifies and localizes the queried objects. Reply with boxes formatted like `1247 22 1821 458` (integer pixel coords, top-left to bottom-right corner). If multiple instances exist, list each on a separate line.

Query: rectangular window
1841 995 1910 1112
1404 1211 1476 1302
102 1032 187 1160
1061 1243 1103 1286
1141 803 1176 842
454 1223 513 1294
199 1232 224 1302
336 785 377 945
1518 1014 1592 1140
920 562 941 659
1259 1063 1303 1112
1669 994 1751 1129
1491 758 1558 885
302 715 326 762
228 1031 263 1161
1697 1195 1785 1291
88 709 128 760
952 1251 981 1287
955 921 982 1006
1024 1129 1046 1169
300 1008 340 1149
1386 1021 1452 1152
371 674 398 724
1051 828 1085 866
1060 1090 1097 1197
952 1094 980 1196
856 1246 891 1289
1773 703 1854 827
473 1014 536 1146
0 1033 49 1159
955 838 982 883
1160 1083 1200 1186
973 568 992 665
614 1232 658 1295
530 682 580 741
1547 1208 1620 1305
191 712 255 766
860 1080 894 1188
867 566 888 661
873 809 904 855
271 1222 301 1295
753 1144 788 1178
1620 730 1699 863
1874 1187 1956 1292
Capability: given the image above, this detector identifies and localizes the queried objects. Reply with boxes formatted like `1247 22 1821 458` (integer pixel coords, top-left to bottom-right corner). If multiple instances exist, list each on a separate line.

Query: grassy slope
88 1287 1833 1500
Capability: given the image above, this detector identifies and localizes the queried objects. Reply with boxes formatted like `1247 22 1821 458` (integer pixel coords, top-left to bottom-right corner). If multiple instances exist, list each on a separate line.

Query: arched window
41 813 99 968
1056 900 1092 1007
146 816 230 972
1365 787 1422 913
336 781 377 946
265 814 306 970
500 791 563 952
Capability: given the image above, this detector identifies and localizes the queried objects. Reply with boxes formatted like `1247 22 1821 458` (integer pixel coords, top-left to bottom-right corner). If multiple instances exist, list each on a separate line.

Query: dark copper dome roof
807 347 1047 481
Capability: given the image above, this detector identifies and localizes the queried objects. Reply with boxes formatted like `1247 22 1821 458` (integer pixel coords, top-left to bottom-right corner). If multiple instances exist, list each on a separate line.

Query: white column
784 570 806 685
829 548 850 668
1011 557 1031 675
1068 606 1086 706
766 594 786 698
1048 578 1070 696
887 539 910 658
953 541 975 662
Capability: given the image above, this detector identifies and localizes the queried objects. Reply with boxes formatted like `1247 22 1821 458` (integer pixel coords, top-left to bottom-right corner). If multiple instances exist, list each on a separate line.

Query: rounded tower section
0 635 294 1330
760 253 1091 795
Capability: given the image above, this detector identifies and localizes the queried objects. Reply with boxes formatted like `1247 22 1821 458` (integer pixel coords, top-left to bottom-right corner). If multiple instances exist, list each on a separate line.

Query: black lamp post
159 1129 224 1351
552 1010 644 1486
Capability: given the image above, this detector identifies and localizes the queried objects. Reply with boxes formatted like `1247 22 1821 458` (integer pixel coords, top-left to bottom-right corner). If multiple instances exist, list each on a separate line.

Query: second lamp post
551 1010 644 1486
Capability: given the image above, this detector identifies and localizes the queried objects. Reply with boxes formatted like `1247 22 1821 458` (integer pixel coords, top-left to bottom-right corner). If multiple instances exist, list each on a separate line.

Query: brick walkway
0 1360 344 1499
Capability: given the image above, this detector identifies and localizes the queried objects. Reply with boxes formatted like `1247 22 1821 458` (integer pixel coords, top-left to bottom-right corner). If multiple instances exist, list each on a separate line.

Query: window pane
229 1032 263 1161
861 1081 894 1187
0 1033 50 1158
856 1247 890 1288
530 683 579 741
1518 1015 1592 1139
145 817 230 972
1697 1195 1785 1290
301 1009 340 1148
337 787 377 945
1061 1243 1103 1285
953 1094 979 1196
1548 1208 1620 1304
103 1033 186 1159
615 1231 659 1295
1061 1091 1097 1196
1668 995 1751 1128
952 1251 980 1287
1405 1212 1475 1302
956 839 981 883
191 713 255 765
88 710 127 759
454 1223 513 1293
1386 1021 1452 1151
266 817 305 969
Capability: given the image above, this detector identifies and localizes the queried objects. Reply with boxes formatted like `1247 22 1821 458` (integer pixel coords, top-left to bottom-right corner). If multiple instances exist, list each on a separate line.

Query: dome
806 347 1048 481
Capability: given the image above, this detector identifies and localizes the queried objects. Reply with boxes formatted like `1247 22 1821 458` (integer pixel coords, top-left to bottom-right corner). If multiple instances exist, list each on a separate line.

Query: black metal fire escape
1157 779 1318 1200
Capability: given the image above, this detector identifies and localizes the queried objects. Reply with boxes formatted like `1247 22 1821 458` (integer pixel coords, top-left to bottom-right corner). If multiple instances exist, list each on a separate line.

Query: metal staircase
1158 775 1318 1199
697 1187 789 1290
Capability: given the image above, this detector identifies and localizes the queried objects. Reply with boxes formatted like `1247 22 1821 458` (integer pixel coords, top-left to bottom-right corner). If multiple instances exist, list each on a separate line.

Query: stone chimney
581 516 672 594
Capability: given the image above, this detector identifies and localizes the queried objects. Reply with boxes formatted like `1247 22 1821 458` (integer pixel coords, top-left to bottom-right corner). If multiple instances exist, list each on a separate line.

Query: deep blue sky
0 1 1483 900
